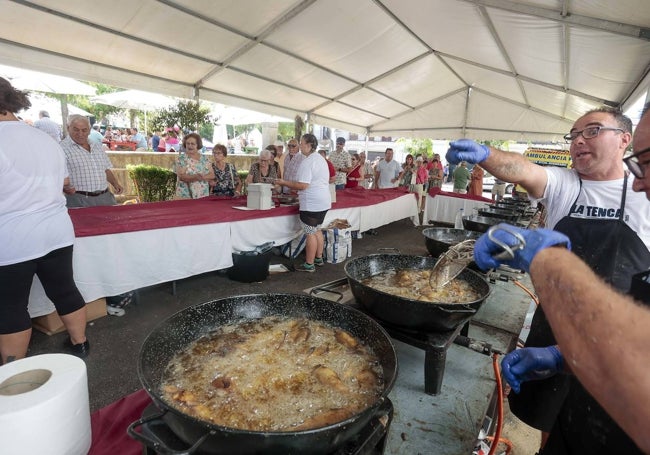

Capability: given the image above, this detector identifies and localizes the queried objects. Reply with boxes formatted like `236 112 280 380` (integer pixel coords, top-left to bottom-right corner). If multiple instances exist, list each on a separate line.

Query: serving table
423 187 492 225
28 188 418 317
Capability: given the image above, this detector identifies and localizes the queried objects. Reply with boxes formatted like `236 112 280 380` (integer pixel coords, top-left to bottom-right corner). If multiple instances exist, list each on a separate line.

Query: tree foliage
150 100 213 133
396 137 434 158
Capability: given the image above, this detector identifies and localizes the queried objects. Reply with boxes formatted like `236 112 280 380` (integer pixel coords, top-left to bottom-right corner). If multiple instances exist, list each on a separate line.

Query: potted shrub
127 164 177 202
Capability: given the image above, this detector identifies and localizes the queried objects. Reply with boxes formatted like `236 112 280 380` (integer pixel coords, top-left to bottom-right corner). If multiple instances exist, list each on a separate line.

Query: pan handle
309 287 344 302
127 410 215 455
434 305 476 314
377 247 400 254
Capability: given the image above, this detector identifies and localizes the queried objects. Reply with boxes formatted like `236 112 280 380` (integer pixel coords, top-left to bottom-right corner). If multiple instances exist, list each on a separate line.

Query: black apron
509 175 650 443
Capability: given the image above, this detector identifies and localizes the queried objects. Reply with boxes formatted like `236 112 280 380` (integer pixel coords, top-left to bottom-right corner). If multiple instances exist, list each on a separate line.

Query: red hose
485 436 513 454
487 353 504 455
513 280 539 306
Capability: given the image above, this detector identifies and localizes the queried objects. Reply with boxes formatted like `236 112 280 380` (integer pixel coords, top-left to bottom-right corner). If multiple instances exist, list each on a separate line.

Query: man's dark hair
301 133 318 152
0 78 31 114
586 106 633 133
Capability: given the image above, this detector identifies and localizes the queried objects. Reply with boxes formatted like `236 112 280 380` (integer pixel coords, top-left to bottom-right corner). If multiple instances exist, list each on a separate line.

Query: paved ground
26 216 539 454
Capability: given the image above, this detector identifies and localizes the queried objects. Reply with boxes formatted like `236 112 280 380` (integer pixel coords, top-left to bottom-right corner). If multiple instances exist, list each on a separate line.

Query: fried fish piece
313 365 347 392
335 330 358 349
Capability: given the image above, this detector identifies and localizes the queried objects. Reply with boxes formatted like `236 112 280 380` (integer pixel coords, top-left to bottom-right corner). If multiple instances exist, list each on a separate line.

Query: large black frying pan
477 208 520 222
131 294 398 455
462 215 503 233
422 227 481 258
344 254 490 332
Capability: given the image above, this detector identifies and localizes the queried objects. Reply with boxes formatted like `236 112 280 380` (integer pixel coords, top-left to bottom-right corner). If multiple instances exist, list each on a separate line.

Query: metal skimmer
429 239 476 289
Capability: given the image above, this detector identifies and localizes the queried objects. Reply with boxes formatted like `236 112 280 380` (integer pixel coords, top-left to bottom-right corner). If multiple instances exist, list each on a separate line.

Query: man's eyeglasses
563 126 624 143
288 144 298 148
623 146 650 179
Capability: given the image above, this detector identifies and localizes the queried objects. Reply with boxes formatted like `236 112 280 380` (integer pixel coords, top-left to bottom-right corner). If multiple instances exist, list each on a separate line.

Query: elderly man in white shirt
60 114 123 208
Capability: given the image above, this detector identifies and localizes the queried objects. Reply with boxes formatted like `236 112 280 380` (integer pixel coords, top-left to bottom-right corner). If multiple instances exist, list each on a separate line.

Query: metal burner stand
137 398 394 455
308 278 466 395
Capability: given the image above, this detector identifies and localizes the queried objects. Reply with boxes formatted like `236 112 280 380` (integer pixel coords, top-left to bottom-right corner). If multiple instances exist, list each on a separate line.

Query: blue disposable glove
473 223 571 273
446 139 490 165
501 346 564 394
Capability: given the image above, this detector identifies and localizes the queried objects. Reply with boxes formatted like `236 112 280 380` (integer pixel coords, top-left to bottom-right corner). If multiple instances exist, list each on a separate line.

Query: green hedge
127 164 177 202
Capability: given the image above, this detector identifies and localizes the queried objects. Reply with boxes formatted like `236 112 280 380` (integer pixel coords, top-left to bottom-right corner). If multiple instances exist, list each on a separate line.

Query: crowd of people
6 70 650 455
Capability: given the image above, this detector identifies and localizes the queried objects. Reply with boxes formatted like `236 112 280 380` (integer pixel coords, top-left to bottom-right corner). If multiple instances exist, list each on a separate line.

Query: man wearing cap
330 137 352 190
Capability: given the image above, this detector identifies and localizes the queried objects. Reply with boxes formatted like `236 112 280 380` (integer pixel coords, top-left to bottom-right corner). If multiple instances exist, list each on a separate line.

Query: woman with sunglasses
345 153 364 188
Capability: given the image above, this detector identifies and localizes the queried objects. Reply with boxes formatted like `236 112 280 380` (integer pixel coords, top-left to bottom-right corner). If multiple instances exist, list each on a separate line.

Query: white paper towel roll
0 354 91 455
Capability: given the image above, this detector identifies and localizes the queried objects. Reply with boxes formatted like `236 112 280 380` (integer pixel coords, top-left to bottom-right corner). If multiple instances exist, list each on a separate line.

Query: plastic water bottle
454 208 464 229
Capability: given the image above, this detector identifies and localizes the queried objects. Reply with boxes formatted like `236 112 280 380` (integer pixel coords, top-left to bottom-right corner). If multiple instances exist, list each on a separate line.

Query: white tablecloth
28 223 232 317
423 193 491 225
29 193 418 317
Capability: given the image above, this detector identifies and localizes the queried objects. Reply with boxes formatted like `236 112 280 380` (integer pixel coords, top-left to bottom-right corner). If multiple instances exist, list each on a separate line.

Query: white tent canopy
0 64 96 96
0 0 648 142
212 104 292 126
22 93 92 125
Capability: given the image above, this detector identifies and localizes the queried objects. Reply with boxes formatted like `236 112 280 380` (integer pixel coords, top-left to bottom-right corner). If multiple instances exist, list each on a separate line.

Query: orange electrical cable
487 353 504 455
513 279 539 306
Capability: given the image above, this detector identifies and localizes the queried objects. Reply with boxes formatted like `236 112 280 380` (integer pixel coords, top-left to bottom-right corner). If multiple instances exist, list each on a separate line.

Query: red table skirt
89 389 152 455
69 187 412 237
427 186 492 203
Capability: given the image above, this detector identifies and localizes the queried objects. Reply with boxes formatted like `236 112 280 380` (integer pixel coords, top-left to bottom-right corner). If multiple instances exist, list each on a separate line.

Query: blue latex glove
501 346 564 394
473 223 571 273
446 139 490 164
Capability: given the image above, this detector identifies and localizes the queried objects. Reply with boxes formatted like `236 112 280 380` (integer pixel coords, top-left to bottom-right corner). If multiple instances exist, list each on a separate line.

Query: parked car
482 173 514 194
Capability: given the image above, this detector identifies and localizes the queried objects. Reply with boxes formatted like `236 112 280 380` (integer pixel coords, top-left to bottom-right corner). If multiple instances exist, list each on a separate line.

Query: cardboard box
32 298 108 336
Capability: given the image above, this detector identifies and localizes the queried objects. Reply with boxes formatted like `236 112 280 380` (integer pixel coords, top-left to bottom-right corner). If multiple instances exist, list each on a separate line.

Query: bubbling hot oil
161 316 384 431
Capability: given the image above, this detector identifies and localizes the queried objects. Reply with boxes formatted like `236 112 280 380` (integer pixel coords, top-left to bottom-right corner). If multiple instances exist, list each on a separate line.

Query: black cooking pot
422 227 481 257
462 215 503 233
477 208 520 222
489 203 526 214
130 294 398 455
498 198 530 207
344 254 490 332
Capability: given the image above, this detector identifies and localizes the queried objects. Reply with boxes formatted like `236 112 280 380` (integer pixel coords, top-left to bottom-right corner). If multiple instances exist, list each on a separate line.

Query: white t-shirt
376 159 401 188
0 122 74 265
296 152 331 212
541 167 650 250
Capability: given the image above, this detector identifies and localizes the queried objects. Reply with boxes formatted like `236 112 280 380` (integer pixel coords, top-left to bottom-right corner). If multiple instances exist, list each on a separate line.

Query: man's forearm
482 148 547 198
530 248 650 452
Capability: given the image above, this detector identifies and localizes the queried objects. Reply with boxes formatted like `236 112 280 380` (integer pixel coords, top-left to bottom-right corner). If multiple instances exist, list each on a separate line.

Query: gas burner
137 399 394 455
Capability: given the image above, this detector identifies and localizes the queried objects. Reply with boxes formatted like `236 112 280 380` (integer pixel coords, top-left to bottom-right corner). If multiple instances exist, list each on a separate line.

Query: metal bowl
422 228 481 258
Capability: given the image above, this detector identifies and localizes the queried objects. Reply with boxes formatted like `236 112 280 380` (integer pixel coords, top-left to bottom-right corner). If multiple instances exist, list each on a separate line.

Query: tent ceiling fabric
1 0 649 141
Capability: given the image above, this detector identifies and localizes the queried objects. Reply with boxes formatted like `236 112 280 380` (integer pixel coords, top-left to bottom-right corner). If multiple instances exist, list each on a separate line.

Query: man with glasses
446 106 650 452
281 139 305 194
471 103 650 454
